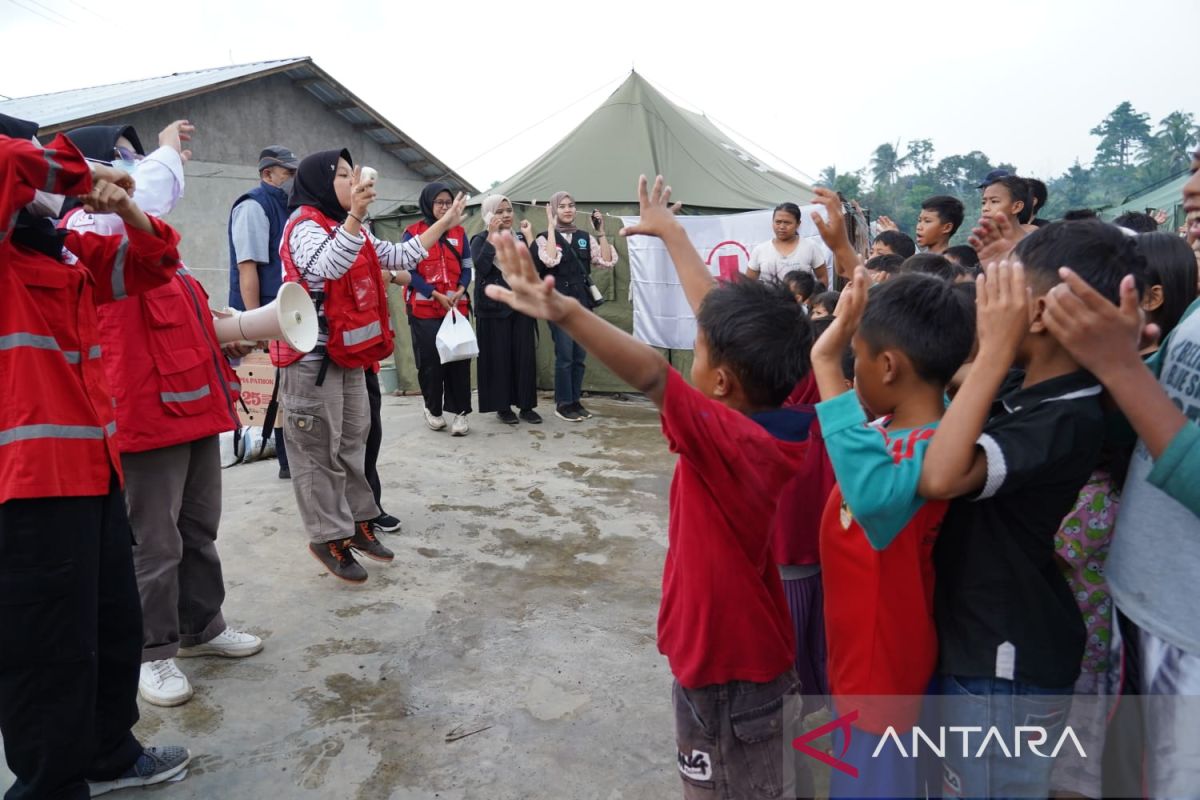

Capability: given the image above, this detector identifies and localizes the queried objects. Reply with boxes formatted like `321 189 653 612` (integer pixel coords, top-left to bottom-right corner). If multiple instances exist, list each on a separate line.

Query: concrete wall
97 73 444 305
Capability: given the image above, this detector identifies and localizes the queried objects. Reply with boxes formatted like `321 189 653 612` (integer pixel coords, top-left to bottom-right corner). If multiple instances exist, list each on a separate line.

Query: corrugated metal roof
0 58 310 128
0 57 477 194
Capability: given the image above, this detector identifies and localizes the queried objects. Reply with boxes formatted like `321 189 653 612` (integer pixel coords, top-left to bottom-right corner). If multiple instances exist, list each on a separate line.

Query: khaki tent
372 71 815 394
1101 169 1191 231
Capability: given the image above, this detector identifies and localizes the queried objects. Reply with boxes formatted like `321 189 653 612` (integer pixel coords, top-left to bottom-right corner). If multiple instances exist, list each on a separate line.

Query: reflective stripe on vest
42 147 62 193
0 423 109 447
343 320 382 347
161 385 212 404
111 236 130 300
0 333 101 364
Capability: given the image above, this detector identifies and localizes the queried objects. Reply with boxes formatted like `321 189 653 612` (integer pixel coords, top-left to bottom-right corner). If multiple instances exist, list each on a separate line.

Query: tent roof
1102 170 1190 221
472 71 813 210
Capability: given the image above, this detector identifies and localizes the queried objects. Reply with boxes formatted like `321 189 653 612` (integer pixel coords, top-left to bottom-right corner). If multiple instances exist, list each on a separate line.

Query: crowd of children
486 158 1200 799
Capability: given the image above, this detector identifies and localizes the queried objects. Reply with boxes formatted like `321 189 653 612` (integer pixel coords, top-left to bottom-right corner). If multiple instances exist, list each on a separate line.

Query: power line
64 0 103 19
22 0 80 24
5 0 69 27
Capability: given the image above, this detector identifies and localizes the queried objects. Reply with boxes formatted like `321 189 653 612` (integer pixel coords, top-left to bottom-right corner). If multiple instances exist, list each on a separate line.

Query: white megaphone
213 282 319 352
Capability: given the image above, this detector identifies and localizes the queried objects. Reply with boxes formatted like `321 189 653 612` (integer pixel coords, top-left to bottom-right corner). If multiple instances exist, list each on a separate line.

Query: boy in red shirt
808 267 975 797
487 175 814 798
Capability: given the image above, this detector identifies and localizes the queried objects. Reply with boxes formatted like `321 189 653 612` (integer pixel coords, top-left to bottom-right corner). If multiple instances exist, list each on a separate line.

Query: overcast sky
2 0 1194 191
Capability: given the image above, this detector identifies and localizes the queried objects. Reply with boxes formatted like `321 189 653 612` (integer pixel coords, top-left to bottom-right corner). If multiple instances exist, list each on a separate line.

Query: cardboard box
233 352 279 428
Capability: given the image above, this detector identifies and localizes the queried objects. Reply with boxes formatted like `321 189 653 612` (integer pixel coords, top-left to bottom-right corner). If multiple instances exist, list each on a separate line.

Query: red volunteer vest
0 133 181 502
59 210 239 454
404 220 469 319
271 207 394 369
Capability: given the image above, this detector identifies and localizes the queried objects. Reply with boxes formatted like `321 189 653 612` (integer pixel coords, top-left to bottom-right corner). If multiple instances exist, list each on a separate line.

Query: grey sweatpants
280 359 380 543
122 435 227 662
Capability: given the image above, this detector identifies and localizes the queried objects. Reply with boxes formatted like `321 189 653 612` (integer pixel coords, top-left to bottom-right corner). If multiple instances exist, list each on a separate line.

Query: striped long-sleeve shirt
286 216 427 360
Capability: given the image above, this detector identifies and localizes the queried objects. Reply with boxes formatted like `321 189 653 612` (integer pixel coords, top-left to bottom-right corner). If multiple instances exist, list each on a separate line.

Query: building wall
101 72 444 304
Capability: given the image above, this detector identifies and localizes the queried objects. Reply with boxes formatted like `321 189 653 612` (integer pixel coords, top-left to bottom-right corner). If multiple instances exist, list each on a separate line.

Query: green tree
1090 101 1153 169
1145 111 1200 175
904 139 935 175
870 143 902 187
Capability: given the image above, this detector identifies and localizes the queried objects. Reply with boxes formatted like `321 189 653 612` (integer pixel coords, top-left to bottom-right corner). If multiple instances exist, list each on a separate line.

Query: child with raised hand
1039 161 1200 797
811 266 974 799
488 175 816 799
918 220 1140 799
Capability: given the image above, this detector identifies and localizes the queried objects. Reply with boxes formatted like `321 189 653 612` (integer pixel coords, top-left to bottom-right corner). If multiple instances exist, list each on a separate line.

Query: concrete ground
2 392 682 799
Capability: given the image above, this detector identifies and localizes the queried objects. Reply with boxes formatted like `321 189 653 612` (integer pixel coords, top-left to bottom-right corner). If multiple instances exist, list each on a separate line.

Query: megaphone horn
213 282 319 353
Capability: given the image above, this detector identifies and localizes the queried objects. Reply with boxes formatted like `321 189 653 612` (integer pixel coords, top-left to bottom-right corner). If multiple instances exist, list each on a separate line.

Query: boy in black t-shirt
918 220 1145 798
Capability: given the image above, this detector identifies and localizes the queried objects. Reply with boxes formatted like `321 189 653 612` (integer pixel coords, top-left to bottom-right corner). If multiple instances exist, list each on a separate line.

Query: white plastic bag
435 309 479 364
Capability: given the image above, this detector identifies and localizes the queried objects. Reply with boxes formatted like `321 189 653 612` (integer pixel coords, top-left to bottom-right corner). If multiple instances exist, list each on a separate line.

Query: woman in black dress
470 195 541 424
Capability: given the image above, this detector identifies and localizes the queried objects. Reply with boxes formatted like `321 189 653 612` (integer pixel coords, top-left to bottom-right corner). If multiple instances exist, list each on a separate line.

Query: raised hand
158 119 194 163
350 166 376 219
810 187 850 252
487 210 504 235
485 231 574 323
591 209 604 233
619 175 683 240
975 259 1030 362
82 179 134 215
876 215 899 233
518 219 533 241
1042 268 1146 378
811 263 869 399
968 214 1025 263
443 192 467 228
89 163 135 194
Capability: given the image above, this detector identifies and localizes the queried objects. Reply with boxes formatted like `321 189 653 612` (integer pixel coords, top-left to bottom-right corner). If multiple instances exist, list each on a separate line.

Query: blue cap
977 169 1011 189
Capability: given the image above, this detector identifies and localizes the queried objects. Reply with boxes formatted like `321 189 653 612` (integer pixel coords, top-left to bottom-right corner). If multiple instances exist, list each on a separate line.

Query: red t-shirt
658 370 807 689
820 475 945 732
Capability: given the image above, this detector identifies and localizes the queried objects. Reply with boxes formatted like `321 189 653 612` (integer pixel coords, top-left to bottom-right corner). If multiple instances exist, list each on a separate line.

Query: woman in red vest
0 118 191 797
403 183 474 436
63 120 262 710
275 150 464 583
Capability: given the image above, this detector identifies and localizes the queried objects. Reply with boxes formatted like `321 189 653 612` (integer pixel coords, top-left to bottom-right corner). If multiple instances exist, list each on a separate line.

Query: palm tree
870 143 901 188
1151 111 1200 174
818 165 839 188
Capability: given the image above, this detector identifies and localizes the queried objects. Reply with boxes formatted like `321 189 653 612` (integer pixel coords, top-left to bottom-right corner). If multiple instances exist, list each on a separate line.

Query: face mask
280 177 295 195
25 189 66 218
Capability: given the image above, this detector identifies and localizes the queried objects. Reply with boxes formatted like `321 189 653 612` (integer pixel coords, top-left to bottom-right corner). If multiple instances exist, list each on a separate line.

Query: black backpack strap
258 371 282 456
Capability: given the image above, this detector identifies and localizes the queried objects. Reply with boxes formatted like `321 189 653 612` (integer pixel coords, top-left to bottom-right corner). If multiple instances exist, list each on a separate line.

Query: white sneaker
177 627 263 659
423 407 447 431
450 413 469 436
139 659 193 707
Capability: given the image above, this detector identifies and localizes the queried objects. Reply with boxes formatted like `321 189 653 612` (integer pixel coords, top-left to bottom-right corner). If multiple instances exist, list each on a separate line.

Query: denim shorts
672 669 811 799
938 675 1073 799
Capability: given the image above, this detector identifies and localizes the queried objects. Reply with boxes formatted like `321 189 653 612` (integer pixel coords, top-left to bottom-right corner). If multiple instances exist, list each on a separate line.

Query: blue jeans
939 675 1073 799
548 322 586 406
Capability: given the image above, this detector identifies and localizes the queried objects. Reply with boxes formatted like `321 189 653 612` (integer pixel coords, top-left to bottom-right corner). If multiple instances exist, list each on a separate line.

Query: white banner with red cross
621 207 831 350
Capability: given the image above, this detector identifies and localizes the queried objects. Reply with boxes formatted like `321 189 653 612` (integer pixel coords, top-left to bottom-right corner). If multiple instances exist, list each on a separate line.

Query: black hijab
65 124 145 161
289 148 351 224
0 112 67 258
419 182 453 225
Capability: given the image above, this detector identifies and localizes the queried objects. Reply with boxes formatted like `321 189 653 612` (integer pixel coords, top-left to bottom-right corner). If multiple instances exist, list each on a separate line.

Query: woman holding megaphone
275 149 465 584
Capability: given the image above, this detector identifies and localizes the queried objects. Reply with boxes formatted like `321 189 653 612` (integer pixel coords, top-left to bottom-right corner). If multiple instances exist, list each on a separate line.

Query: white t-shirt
748 238 825 282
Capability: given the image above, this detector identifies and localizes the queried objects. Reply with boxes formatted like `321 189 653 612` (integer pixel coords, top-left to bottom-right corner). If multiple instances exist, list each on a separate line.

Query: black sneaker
496 409 519 425
88 745 191 796
371 512 402 533
519 409 543 424
309 538 368 583
351 521 395 562
571 401 594 419
555 404 583 423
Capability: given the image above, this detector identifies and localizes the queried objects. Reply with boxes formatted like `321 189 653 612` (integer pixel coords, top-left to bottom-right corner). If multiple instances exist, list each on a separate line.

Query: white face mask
25 189 66 218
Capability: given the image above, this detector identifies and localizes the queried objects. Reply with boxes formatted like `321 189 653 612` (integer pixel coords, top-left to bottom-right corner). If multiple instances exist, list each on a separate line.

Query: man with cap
227 145 298 478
